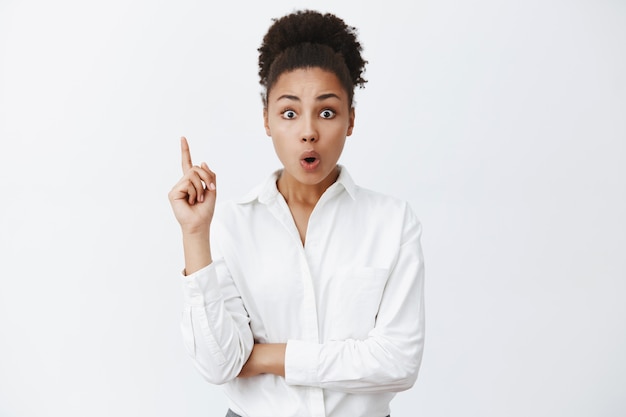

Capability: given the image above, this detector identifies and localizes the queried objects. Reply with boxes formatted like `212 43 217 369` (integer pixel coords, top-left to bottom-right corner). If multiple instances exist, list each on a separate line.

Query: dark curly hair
258 10 367 107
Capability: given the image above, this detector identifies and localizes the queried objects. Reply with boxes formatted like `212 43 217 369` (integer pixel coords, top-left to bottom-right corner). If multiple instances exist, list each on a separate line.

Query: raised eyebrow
276 94 300 102
316 93 341 101
275 93 342 102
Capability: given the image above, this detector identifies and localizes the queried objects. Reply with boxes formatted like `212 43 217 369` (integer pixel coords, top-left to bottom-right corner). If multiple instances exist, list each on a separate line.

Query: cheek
326 124 349 145
267 117 292 137
270 135 294 162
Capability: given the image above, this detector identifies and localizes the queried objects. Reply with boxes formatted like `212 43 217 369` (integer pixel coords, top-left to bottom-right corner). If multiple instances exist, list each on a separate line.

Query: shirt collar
236 165 357 205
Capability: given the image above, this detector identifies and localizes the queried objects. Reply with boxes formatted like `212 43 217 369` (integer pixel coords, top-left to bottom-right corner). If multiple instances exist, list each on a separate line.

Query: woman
169 10 425 417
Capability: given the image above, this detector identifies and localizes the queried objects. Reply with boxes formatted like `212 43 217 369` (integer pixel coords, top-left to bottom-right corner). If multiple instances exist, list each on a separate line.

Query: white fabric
180 166 425 417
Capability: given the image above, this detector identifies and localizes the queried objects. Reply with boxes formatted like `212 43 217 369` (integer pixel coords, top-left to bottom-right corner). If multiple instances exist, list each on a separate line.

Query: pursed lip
300 150 321 162
300 150 321 171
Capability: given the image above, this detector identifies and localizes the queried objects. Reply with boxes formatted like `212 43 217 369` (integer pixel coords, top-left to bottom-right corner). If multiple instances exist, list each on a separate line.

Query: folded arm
241 214 425 393
181 262 255 384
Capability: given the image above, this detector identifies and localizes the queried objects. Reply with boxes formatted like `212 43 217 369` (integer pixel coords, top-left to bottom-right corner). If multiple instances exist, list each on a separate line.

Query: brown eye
282 110 297 119
320 109 335 119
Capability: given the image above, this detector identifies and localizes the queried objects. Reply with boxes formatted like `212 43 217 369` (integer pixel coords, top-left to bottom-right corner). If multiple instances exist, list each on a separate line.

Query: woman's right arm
179 258 254 384
168 137 254 384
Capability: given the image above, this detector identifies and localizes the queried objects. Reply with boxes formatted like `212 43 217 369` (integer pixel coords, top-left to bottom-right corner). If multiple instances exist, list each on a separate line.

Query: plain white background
1 0 624 416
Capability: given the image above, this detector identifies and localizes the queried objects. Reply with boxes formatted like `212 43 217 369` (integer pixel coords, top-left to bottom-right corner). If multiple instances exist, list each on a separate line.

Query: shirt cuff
180 262 221 307
284 339 321 386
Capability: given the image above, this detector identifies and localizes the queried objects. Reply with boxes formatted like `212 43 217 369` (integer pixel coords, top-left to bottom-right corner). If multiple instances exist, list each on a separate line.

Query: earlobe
263 108 271 136
346 108 355 136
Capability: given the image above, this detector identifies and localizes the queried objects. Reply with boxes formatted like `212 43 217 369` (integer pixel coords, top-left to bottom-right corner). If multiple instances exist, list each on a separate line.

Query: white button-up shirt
180 167 425 417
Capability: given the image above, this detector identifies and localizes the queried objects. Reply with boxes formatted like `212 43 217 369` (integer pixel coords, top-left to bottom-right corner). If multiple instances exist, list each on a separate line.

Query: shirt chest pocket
324 266 389 340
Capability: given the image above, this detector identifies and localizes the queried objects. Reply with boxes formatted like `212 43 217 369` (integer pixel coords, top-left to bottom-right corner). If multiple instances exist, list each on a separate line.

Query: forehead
268 67 348 101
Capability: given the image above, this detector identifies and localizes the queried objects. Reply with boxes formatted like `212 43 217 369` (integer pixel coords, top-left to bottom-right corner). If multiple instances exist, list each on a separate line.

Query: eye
320 109 336 119
282 110 297 119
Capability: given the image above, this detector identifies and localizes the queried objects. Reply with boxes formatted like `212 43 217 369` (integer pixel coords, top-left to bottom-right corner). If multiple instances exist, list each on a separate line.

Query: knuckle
186 181 196 195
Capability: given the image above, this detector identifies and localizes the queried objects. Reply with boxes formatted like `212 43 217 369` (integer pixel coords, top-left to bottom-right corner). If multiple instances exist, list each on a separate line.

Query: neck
277 166 340 206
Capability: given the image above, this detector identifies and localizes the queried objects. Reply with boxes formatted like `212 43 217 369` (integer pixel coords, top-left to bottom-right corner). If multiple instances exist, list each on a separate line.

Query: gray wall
1 0 624 415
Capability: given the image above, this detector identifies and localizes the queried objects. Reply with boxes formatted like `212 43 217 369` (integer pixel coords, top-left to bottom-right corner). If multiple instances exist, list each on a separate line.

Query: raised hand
168 137 217 236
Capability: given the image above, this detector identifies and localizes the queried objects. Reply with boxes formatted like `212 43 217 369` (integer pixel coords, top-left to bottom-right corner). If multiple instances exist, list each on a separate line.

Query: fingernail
199 193 204 202
209 182 216 191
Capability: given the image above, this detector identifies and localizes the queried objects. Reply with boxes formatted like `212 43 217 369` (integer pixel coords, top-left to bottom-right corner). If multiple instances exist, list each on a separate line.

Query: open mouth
300 153 321 171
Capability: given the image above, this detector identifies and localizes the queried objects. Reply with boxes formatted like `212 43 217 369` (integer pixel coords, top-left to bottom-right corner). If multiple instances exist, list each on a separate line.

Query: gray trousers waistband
226 410 390 417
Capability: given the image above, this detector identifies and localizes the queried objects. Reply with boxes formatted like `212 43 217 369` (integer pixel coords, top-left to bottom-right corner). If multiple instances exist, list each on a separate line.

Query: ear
263 108 271 136
346 107 355 137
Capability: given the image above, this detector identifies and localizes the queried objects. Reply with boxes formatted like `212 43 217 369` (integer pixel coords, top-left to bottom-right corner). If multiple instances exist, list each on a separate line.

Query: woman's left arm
240 212 425 394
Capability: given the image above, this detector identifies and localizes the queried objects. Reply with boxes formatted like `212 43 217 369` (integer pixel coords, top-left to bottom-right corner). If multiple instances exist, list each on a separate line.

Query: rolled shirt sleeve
180 259 254 385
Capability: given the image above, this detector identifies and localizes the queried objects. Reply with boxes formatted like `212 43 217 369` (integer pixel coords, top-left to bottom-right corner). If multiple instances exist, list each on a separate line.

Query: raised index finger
180 136 193 173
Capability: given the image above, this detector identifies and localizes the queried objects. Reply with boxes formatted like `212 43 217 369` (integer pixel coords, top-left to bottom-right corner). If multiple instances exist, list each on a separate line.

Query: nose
300 114 318 143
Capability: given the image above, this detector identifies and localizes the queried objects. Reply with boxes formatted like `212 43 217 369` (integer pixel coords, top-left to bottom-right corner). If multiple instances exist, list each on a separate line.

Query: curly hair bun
258 10 367 92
